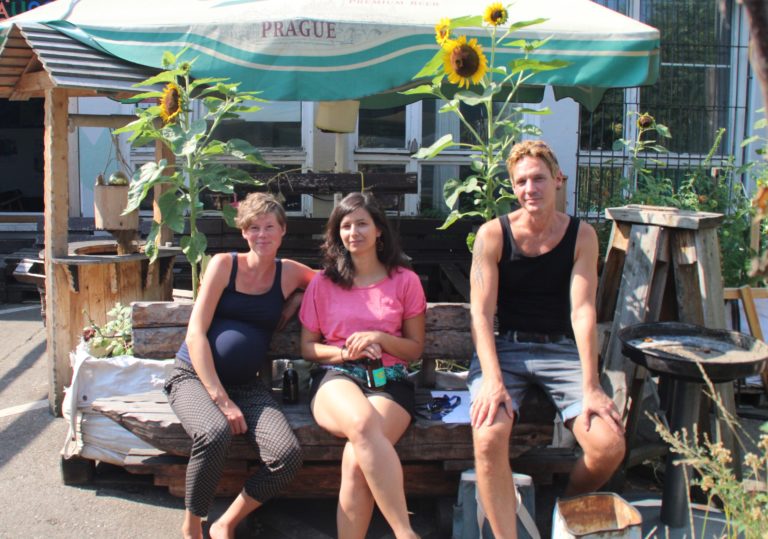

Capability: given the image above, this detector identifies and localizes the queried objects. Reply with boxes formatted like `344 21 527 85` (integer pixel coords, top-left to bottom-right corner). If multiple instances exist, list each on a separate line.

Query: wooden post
154 141 175 246
43 88 71 415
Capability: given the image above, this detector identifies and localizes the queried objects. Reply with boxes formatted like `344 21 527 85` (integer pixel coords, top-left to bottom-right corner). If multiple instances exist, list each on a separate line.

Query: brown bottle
365 357 386 390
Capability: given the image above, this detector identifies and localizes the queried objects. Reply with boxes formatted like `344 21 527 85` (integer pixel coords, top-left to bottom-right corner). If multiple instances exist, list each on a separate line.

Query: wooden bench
90 301 575 499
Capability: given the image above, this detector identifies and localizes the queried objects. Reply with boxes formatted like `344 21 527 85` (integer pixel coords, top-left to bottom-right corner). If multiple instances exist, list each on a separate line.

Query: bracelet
340 345 347 362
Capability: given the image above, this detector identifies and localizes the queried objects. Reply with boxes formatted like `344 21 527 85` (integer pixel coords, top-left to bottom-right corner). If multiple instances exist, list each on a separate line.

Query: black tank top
177 253 285 385
496 215 580 335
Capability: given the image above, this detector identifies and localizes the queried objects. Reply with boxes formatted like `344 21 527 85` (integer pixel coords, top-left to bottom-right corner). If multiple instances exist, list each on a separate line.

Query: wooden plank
605 205 724 230
154 141 176 246
247 172 417 194
440 263 470 301
724 287 768 300
596 222 630 322
602 224 665 416
44 88 71 414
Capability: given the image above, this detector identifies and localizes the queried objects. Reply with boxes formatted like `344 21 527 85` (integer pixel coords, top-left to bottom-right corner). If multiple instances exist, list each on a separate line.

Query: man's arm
469 220 514 427
570 222 624 434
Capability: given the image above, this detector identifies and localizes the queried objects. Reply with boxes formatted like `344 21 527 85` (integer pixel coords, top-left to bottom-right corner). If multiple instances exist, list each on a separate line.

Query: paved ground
1 300 764 538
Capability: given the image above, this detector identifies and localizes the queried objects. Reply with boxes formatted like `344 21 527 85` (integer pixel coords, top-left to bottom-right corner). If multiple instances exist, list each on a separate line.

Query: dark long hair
321 192 409 288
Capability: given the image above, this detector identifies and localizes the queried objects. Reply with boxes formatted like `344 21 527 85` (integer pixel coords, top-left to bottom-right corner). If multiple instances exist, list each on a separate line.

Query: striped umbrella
1 0 659 106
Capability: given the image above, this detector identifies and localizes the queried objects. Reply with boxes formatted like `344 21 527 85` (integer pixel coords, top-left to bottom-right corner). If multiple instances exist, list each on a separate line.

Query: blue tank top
496 215 579 335
177 253 285 385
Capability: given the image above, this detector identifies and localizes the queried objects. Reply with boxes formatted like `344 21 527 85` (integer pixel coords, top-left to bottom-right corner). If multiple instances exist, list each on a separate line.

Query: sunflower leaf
181 234 207 266
157 190 186 233
225 139 273 167
134 71 179 87
413 134 456 159
507 17 548 32
189 77 230 91
221 203 238 228
437 210 462 230
402 84 437 96
413 49 444 79
143 222 160 263
451 15 483 27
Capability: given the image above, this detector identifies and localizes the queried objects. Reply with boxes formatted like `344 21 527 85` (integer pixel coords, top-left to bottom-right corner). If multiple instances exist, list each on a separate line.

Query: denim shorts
467 335 583 422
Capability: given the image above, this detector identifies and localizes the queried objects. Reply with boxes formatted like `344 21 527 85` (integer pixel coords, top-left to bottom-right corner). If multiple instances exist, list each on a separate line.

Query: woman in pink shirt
299 192 426 539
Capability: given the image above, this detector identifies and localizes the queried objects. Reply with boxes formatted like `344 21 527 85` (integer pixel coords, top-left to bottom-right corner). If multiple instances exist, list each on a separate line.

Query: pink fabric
299 267 426 367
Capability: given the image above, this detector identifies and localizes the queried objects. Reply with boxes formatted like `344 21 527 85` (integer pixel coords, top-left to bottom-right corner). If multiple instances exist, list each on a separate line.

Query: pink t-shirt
299 267 427 367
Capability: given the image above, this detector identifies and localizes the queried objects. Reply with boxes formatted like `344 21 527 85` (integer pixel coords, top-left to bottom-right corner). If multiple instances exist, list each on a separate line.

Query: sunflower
160 82 182 124
483 3 508 26
443 36 488 89
434 18 452 47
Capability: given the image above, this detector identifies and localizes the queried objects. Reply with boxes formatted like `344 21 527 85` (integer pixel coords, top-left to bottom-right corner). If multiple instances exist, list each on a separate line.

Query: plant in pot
93 135 139 255
114 50 272 297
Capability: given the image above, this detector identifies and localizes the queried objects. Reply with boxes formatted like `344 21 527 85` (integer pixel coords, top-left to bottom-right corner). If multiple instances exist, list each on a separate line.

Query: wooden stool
596 205 740 476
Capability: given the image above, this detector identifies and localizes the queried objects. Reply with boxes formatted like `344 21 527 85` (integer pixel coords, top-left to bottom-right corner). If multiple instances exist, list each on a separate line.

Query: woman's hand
215 397 247 435
345 331 383 360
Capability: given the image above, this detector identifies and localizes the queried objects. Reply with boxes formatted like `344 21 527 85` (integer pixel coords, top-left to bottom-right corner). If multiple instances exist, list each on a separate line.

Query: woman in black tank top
164 193 315 539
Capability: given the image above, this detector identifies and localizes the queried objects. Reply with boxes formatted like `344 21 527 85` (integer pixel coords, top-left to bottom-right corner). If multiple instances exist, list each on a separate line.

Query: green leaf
134 71 178 88
225 138 272 166
157 190 186 232
125 160 175 212
413 49 444 79
144 222 161 263
741 135 762 147
189 77 230 91
437 210 461 230
181 233 207 265
655 124 672 139
507 17 548 32
222 203 238 228
509 58 569 74
612 139 627 152
402 84 438 96
412 134 456 159
451 15 483 27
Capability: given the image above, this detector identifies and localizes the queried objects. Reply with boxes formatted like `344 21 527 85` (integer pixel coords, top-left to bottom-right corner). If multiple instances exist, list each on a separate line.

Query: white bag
62 342 174 465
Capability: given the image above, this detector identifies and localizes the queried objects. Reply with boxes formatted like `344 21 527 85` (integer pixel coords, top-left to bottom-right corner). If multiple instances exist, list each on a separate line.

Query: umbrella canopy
1 0 659 106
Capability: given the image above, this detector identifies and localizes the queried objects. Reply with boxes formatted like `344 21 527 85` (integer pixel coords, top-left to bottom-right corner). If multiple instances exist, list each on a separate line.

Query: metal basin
618 322 768 383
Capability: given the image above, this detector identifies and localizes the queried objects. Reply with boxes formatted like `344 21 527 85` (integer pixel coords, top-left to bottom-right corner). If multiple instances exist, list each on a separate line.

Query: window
212 101 302 148
575 0 749 217
358 106 407 149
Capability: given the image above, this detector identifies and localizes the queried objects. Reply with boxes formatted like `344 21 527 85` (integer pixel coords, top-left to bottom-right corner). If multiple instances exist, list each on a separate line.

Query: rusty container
552 493 642 539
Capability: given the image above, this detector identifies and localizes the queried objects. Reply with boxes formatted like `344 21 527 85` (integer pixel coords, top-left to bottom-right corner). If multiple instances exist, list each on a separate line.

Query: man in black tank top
467 141 626 538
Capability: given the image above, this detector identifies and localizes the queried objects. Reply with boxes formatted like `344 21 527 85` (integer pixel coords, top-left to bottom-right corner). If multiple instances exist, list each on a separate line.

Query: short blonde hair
235 192 286 230
506 140 561 180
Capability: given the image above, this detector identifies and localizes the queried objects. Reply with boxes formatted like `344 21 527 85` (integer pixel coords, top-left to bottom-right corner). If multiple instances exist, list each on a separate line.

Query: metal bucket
552 493 642 539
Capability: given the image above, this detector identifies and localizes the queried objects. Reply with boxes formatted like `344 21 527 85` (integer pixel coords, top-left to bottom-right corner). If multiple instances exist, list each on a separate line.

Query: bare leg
337 441 375 539
181 511 203 539
566 414 626 496
209 492 261 539
472 411 517 539
312 380 418 539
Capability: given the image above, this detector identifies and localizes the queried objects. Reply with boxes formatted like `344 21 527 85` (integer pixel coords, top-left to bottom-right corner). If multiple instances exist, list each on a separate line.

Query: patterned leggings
165 360 302 517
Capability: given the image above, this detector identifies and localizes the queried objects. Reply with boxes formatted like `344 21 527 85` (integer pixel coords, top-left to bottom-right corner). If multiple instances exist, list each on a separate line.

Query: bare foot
208 520 234 539
181 522 203 539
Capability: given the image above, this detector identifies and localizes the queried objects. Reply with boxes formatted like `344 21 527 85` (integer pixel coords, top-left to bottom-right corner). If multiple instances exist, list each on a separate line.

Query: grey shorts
467 335 583 422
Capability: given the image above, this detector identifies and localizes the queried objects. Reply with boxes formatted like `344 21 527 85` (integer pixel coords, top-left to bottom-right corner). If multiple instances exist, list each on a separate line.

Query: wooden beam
13 70 52 95
248 172 418 194
43 88 71 415
154 141 176 246
69 114 137 129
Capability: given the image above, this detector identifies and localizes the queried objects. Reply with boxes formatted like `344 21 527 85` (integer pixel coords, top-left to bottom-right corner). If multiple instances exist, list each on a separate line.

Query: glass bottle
365 357 387 390
282 361 299 404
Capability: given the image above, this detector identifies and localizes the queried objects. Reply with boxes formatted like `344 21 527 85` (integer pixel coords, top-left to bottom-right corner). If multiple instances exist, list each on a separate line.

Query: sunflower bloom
483 3 508 26
160 83 182 124
435 18 452 47
444 36 488 89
